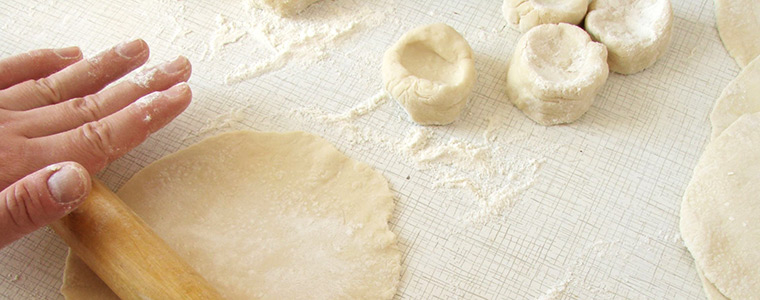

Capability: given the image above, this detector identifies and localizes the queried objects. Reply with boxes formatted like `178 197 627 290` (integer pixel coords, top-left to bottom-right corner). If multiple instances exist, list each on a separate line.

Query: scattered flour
296 90 544 226
131 67 159 89
537 274 573 300
135 92 161 107
321 91 390 122
193 106 250 138
204 0 393 83
209 14 248 57
399 127 544 224
46 164 62 172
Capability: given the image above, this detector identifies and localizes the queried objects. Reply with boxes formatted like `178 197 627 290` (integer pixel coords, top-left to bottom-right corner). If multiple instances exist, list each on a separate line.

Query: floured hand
0 39 192 248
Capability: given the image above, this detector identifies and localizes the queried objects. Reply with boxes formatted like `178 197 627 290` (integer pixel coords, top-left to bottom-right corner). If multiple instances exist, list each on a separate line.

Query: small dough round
382 23 476 125
501 0 589 33
506 23 609 126
715 0 760 68
246 0 321 17
710 55 760 140
680 112 760 300
61 131 402 299
585 0 673 74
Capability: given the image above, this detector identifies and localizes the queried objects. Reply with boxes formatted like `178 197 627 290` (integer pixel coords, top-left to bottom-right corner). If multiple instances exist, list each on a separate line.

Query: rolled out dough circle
680 112 760 300
61 131 402 299
715 0 760 68
710 55 760 140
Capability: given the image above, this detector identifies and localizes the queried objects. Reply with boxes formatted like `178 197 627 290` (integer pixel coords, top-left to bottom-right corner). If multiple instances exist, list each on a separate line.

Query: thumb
0 162 91 248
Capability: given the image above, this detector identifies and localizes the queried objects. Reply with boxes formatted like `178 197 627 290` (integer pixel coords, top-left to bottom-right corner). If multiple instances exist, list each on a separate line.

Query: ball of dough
382 23 477 125
502 0 589 33
506 23 609 126
584 0 673 74
246 0 321 17
715 0 760 68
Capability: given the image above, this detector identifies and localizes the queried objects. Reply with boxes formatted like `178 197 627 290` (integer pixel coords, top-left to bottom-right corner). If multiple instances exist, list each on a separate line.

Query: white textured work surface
0 0 739 299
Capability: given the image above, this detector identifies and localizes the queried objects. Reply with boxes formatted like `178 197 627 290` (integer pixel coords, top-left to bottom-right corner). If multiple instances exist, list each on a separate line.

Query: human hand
0 39 193 248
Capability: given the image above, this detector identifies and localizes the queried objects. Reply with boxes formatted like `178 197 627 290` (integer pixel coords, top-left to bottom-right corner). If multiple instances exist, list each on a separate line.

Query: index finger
0 39 149 111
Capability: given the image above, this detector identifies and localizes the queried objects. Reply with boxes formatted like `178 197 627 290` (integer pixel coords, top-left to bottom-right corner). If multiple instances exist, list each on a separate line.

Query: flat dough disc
697 266 728 300
710 55 760 140
61 131 401 299
715 0 760 67
680 112 760 300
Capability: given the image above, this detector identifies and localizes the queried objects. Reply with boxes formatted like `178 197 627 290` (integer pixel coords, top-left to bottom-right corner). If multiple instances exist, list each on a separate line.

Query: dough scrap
506 23 609 126
710 55 760 140
585 0 673 74
501 0 589 33
245 0 321 17
61 131 402 299
715 0 760 68
382 23 476 125
679 112 760 300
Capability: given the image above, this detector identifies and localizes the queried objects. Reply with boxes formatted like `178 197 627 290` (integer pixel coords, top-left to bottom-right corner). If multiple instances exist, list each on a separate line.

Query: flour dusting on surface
295 90 544 226
209 14 248 57
206 1 393 83
322 91 390 122
195 106 250 137
537 274 573 300
398 127 543 225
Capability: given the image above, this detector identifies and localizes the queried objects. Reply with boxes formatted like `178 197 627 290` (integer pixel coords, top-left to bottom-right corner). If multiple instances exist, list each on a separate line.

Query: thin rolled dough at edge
680 113 760 300
715 0 760 68
710 55 760 140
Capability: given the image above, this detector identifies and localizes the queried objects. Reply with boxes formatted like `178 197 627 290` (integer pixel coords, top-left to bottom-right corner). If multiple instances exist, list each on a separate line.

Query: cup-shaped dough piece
382 23 476 125
506 23 609 126
585 0 673 74
502 0 589 33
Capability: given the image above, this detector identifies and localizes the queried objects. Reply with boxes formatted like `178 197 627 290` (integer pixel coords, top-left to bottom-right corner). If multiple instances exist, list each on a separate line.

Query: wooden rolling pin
50 179 223 300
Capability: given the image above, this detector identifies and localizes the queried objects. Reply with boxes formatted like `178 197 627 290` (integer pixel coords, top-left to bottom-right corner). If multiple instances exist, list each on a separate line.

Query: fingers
0 39 149 111
0 162 90 248
16 56 192 138
0 47 82 90
28 83 192 174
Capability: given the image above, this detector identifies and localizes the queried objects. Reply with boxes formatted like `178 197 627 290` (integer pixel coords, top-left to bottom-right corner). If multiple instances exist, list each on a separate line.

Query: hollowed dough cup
585 0 673 74
382 23 477 125
506 23 609 126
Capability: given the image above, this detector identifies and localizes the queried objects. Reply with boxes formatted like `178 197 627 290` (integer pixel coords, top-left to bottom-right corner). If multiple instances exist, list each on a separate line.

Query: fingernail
164 83 189 98
54 46 82 59
115 39 146 59
159 56 189 75
48 164 87 204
